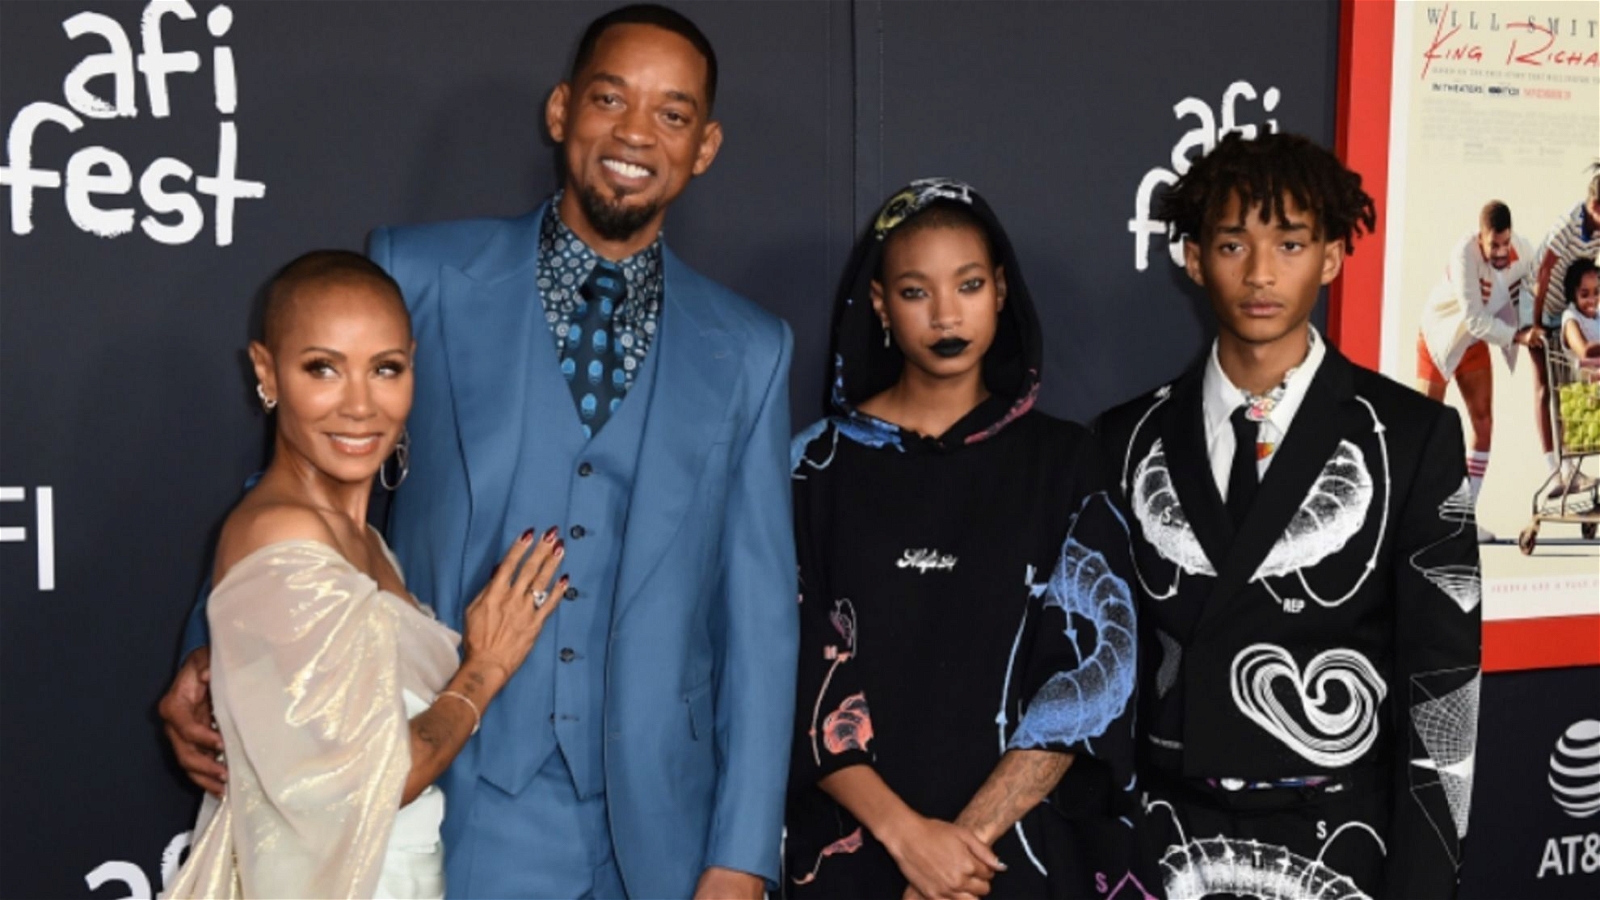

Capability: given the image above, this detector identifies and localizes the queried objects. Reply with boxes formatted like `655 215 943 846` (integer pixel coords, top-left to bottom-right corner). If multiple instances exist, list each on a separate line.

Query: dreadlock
1158 132 1377 252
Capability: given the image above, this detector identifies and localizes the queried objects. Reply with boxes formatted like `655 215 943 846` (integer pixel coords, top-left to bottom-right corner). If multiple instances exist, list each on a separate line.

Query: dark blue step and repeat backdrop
1 1 1594 897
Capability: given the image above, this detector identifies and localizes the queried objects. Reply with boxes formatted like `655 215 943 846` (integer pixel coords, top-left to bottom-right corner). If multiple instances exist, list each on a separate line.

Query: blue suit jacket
368 203 798 896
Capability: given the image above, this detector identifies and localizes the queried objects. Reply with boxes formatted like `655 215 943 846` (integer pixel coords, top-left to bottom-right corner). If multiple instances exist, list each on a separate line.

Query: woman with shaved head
168 251 565 899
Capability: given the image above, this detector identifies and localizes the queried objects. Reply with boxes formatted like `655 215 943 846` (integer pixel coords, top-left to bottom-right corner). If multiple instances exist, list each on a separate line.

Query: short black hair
1159 132 1377 252
261 250 407 349
571 4 717 110
1479 201 1512 234
877 201 997 282
1563 256 1598 307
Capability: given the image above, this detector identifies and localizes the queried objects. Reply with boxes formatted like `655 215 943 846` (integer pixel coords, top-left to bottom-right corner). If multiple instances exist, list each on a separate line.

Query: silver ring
529 589 548 608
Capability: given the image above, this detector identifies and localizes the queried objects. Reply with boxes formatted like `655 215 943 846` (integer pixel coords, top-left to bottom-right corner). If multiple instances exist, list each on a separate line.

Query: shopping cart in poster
1519 345 1600 554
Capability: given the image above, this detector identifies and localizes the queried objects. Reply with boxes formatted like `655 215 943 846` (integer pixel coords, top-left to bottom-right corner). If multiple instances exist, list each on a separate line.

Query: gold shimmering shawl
167 540 425 899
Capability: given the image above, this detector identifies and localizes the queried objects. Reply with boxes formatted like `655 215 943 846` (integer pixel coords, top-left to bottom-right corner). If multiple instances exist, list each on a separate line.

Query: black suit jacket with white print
1095 344 1481 898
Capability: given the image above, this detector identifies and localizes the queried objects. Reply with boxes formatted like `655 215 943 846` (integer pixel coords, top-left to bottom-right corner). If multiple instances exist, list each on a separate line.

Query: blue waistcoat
499 327 661 799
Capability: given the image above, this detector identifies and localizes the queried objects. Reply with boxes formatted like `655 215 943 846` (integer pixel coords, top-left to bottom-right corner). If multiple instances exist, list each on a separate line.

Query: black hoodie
786 180 1147 898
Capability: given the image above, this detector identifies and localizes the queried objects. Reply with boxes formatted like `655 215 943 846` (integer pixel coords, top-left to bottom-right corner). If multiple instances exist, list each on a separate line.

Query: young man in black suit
1097 132 1480 899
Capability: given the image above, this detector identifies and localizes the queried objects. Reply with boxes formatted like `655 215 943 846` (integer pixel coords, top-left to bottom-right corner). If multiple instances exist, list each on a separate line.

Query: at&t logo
1538 718 1600 878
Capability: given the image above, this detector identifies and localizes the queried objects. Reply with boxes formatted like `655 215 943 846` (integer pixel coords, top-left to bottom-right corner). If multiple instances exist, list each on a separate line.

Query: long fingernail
543 526 559 543
554 541 565 556
520 528 535 542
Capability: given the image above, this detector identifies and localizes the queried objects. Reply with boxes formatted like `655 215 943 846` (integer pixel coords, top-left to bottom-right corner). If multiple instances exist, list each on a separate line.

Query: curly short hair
1563 256 1598 309
1158 132 1377 252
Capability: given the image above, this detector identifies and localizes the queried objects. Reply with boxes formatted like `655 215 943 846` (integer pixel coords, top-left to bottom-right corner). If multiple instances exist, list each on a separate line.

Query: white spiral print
1230 644 1388 768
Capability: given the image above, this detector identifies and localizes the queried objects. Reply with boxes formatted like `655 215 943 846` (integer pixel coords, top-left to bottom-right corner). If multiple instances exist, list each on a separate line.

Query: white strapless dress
373 690 448 900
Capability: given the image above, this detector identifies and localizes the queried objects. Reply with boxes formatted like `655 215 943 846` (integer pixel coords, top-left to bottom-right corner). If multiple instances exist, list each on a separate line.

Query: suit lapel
612 249 740 617
1199 348 1364 629
438 208 547 598
1158 364 1233 575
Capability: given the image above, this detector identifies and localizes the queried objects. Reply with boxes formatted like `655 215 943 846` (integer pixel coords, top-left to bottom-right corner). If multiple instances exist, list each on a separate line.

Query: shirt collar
1203 326 1326 436
542 192 664 296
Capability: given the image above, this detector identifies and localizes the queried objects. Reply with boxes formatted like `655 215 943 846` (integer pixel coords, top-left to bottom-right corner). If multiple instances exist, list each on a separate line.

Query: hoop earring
256 383 277 412
380 429 411 491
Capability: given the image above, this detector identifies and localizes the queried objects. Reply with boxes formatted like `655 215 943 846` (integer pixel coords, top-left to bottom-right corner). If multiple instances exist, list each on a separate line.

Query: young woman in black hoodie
786 180 1148 899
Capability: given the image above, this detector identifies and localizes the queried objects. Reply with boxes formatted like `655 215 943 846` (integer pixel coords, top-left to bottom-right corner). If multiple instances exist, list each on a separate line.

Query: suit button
578 462 594 477
570 524 586 539
559 648 576 662
564 586 579 600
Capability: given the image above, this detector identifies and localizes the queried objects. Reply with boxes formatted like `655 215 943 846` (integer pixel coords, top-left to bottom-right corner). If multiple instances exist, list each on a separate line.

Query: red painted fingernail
520 528 535 542
543 526 559 543
554 540 565 555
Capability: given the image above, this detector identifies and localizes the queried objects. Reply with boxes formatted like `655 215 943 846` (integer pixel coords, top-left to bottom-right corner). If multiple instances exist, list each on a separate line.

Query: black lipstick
930 338 970 358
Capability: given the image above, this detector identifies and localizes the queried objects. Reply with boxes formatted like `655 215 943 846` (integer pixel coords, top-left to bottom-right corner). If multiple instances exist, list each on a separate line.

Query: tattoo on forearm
416 718 445 753
956 750 1073 839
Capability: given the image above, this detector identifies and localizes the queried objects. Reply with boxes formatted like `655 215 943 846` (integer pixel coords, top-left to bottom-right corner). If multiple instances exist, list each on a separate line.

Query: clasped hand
883 813 1004 899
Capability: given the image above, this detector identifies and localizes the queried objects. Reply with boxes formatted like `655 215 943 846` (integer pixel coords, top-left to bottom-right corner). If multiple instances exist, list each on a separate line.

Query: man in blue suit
160 6 798 897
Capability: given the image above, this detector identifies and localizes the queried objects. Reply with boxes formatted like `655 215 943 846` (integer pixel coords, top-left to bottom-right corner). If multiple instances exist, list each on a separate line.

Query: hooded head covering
826 178 1042 447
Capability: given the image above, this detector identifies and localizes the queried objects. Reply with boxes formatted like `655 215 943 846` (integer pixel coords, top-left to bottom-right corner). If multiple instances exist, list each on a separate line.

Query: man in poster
1414 200 1541 541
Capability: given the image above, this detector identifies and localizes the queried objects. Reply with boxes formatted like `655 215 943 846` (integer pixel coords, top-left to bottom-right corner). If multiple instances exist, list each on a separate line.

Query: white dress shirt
1203 328 1327 501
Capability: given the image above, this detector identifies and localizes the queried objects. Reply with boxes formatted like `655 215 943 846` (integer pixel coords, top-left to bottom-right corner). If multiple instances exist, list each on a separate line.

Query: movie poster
1378 0 1599 622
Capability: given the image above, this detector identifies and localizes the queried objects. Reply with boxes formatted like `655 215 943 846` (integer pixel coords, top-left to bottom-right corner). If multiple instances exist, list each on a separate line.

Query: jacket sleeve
177 580 212 665
702 322 801 886
1460 278 1518 347
789 423 878 787
1381 409 1481 899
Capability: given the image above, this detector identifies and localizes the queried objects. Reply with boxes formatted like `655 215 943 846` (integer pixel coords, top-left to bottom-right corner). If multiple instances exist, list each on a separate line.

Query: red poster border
1333 0 1598 673
1332 0 1392 371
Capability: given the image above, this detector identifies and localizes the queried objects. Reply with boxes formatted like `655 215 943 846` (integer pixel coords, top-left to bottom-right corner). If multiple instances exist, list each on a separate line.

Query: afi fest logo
0 486 55 590
86 830 190 900
1128 80 1281 272
0 1 265 246
1538 718 1600 879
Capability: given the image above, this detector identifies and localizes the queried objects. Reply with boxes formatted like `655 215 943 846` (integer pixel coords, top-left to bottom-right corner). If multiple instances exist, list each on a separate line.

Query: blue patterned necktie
565 259 627 437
